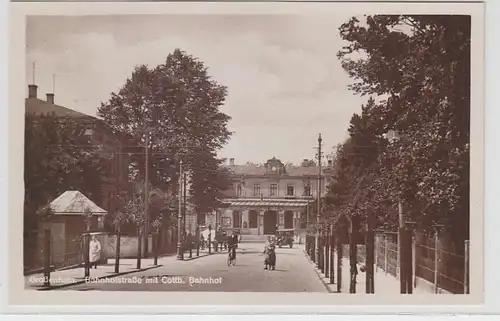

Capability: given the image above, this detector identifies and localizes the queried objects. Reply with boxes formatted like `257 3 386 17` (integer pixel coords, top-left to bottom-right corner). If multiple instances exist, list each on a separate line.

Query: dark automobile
275 229 294 248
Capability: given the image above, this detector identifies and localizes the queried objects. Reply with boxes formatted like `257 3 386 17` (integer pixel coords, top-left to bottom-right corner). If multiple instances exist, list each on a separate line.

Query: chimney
28 84 38 98
328 160 333 166
229 158 235 166
46 93 54 104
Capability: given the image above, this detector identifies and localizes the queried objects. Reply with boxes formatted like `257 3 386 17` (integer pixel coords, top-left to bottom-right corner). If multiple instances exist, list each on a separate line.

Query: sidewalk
299 244 434 295
25 248 212 290
25 258 162 290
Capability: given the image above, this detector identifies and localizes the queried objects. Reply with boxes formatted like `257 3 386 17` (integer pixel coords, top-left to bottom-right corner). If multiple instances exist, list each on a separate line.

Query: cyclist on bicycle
227 231 239 263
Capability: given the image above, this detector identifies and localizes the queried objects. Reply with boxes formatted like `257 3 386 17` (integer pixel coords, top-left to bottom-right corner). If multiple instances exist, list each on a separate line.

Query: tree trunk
365 221 375 293
337 237 343 293
137 227 142 270
349 217 358 294
330 228 335 285
115 230 121 273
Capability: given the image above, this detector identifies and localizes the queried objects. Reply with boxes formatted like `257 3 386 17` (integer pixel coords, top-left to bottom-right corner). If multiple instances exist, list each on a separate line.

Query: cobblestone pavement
58 243 329 292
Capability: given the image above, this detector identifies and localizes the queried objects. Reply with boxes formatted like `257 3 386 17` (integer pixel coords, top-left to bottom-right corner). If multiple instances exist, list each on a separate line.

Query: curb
180 253 211 261
301 247 335 294
36 264 163 291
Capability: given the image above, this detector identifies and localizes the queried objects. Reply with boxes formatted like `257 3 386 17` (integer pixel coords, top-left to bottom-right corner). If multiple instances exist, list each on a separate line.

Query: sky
25 14 368 165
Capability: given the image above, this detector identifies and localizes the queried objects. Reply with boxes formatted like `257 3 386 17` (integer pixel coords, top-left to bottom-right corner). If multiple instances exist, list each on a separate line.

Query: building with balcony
216 156 329 238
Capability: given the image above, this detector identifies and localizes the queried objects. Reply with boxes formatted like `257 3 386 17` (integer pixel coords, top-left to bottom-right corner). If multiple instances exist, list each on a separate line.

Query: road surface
59 243 328 292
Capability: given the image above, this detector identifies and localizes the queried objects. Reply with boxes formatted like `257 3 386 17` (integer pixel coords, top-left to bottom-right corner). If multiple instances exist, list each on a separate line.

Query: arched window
248 210 258 228
284 211 294 229
232 210 241 228
304 183 311 196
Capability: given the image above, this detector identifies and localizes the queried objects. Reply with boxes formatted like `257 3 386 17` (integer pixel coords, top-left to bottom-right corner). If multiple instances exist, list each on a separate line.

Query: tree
24 114 107 233
97 49 232 224
119 193 146 268
188 152 233 217
336 15 470 243
301 159 317 167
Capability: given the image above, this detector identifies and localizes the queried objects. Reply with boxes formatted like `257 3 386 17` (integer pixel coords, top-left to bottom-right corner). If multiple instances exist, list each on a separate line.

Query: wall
234 176 322 198
105 235 153 259
219 208 304 235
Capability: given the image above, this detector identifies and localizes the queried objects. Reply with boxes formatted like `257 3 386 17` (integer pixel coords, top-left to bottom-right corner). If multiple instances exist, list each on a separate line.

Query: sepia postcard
7 0 485 313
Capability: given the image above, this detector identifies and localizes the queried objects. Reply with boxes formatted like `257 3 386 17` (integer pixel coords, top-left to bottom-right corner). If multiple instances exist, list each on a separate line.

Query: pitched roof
25 97 91 118
48 191 107 216
25 97 128 141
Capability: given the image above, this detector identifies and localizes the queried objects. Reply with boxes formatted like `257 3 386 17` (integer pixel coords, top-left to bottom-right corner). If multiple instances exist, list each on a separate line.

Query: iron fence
374 235 399 277
415 236 469 294
373 233 469 294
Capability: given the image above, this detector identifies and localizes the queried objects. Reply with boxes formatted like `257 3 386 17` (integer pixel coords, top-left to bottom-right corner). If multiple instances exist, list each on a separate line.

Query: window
253 184 261 197
197 213 206 226
232 211 241 228
236 184 243 197
270 184 278 197
286 184 295 196
249 210 258 228
97 216 104 229
304 184 311 196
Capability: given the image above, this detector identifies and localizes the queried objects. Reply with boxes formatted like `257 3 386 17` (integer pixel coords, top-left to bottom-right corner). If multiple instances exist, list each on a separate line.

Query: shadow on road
263 269 287 272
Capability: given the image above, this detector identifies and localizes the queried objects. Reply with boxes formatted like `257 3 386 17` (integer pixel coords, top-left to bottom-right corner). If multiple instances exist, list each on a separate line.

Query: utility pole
315 133 322 267
144 131 150 258
317 133 322 220
176 160 184 260
390 129 408 294
183 171 187 237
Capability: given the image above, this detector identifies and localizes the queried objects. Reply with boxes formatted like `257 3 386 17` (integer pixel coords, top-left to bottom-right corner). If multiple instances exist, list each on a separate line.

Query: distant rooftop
25 84 95 119
26 97 91 118
224 156 328 177
227 164 321 176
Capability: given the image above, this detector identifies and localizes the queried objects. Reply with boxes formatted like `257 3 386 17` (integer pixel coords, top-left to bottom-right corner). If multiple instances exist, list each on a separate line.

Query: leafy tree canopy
323 15 470 242
98 49 233 216
24 114 107 231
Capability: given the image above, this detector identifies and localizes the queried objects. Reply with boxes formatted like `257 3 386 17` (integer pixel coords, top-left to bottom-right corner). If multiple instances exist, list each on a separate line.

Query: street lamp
176 159 184 260
83 207 93 278
208 224 212 254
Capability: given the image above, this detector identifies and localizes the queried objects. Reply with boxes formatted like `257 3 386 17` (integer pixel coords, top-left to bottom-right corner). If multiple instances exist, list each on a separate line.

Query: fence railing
374 236 399 278
303 230 470 295
24 231 84 275
371 234 469 294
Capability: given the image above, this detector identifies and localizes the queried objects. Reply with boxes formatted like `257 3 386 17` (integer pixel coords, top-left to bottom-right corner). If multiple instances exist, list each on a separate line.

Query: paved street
57 243 329 292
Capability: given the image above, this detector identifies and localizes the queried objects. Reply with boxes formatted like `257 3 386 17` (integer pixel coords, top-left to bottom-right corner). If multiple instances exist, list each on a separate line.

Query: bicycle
227 245 236 266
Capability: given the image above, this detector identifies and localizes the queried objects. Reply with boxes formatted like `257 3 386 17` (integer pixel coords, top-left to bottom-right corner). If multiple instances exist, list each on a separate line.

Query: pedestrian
263 236 276 270
200 233 205 250
89 234 102 269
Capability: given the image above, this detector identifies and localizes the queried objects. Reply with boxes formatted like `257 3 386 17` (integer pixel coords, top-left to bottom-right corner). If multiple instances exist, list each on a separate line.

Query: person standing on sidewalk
89 234 102 269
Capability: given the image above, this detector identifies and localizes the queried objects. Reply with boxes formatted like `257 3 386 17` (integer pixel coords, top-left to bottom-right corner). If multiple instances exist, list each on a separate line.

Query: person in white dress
89 234 102 269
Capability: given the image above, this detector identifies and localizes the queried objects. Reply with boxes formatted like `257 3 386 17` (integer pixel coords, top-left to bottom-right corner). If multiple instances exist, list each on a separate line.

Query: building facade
217 157 328 237
25 84 129 226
